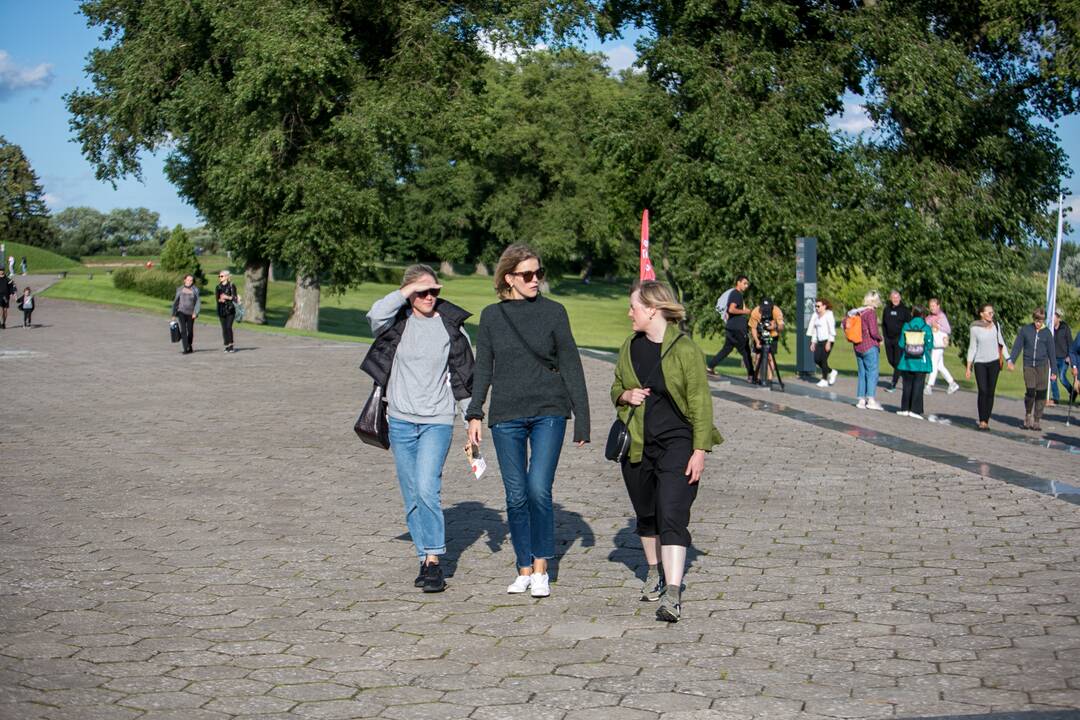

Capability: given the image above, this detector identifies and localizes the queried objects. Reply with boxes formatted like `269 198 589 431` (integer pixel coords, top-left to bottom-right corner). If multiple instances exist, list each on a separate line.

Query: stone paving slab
1 299 1079 719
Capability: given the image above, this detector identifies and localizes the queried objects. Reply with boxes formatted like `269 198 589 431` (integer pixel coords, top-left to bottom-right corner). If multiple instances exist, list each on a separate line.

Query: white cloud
477 32 547 62
828 101 874 135
603 45 638 73
42 192 61 208
0 50 54 100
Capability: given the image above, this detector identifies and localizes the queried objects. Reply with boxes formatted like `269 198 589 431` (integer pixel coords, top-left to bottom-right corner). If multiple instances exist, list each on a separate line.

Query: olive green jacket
610 324 724 463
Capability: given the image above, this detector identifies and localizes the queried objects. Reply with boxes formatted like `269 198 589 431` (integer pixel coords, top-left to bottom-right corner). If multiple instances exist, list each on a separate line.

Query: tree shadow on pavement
607 519 703 581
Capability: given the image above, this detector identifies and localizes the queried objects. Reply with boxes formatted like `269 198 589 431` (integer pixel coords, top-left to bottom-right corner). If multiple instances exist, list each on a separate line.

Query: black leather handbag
354 385 390 449
605 334 683 463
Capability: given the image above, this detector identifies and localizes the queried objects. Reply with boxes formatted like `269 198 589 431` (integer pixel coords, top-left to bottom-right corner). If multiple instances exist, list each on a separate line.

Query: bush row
113 267 202 301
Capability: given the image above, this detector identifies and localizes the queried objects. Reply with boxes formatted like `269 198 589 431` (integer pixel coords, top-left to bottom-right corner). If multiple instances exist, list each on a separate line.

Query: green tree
102 207 165 251
159 225 204 283
67 0 592 329
0 135 57 250
52 206 107 258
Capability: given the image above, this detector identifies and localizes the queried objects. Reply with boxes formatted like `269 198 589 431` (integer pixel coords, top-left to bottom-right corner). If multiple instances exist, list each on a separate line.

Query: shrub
112 267 202 301
112 266 140 291
819 266 891 315
160 225 205 283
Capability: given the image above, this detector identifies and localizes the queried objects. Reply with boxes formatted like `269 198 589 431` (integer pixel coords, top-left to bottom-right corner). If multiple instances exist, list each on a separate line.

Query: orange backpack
844 311 864 344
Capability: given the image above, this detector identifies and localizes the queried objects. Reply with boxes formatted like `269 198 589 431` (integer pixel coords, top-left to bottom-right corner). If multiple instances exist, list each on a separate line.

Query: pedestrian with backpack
843 291 884 410
706 275 754 381
896 306 933 419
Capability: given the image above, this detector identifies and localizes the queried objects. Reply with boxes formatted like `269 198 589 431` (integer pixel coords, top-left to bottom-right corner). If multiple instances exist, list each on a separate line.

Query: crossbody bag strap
626 333 684 422
498 302 557 372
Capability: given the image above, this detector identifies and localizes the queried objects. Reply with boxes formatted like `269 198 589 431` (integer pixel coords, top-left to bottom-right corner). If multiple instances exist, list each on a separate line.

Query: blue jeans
1051 359 1070 401
856 346 880 399
490 415 566 569
388 419 453 558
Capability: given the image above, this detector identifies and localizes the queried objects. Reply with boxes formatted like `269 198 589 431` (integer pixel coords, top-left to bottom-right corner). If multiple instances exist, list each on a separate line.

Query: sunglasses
414 288 441 299
509 268 545 283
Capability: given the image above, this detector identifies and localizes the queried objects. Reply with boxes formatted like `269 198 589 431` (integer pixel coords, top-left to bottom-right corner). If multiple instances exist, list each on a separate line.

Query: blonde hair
862 291 882 309
494 244 540 300
401 263 438 288
632 280 686 323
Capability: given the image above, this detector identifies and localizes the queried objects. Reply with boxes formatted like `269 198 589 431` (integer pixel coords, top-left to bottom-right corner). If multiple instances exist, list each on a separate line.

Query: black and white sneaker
422 562 446 593
656 593 681 623
414 562 426 588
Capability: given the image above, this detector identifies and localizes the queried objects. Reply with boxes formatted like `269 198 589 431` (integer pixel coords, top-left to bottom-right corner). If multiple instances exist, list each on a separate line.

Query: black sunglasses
414 288 441 299
510 268 545 283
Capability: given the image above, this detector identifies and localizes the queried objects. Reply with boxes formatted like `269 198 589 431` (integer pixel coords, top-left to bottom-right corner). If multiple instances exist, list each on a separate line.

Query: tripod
752 339 785 390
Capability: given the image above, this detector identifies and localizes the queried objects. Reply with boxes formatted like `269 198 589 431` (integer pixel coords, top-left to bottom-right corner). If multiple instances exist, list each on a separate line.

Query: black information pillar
795 236 818 380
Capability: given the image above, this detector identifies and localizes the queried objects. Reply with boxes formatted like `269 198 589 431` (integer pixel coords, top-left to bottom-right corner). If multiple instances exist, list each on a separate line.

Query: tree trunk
474 261 488 276
285 272 320 331
242 258 269 325
439 260 456 277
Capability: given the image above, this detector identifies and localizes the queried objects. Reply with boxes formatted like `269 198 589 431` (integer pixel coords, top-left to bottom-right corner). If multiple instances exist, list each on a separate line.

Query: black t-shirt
630 334 692 443
0 278 15 307
882 303 910 339
215 282 238 316
725 289 747 331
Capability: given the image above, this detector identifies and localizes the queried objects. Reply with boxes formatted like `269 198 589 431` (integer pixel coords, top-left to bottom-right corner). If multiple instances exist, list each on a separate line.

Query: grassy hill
2 241 80 273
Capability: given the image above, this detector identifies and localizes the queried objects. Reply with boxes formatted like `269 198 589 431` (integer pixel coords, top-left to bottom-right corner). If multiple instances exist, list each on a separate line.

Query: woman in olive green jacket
610 281 723 623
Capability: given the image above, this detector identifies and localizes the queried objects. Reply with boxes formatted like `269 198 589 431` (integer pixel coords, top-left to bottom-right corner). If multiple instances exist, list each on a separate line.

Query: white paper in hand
466 444 487 479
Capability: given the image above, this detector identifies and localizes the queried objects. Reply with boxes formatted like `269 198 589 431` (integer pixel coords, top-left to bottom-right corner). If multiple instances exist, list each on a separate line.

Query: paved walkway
1 299 1079 720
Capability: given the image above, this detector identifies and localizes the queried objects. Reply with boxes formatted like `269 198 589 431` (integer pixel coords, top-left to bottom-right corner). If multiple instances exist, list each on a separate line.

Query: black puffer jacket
360 299 474 400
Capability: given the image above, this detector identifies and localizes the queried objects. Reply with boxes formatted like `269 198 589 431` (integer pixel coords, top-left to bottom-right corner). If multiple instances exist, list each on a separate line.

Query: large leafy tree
599 0 1078 341
0 136 57 250
67 0 591 329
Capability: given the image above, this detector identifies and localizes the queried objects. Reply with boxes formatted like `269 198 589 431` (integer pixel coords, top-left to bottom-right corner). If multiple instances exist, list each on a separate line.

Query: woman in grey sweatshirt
362 264 474 593
964 304 1008 430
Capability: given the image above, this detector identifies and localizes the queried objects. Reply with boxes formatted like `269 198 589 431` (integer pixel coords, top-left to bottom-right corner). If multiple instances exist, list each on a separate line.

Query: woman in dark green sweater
466 244 590 599
611 281 723 622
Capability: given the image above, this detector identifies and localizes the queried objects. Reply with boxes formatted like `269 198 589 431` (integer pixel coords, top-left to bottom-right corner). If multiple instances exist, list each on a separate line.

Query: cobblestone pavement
1 299 1079 720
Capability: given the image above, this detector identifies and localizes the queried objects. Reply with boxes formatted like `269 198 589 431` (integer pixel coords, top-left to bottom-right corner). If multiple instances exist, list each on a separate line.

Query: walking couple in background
170 271 239 354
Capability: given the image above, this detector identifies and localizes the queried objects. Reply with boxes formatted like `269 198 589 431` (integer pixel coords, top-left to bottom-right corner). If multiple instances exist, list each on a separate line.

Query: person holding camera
748 297 784 387
362 264 474 593
611 280 723 623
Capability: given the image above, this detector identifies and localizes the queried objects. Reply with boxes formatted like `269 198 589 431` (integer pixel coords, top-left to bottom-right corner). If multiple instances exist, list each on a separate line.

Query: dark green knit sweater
465 296 591 442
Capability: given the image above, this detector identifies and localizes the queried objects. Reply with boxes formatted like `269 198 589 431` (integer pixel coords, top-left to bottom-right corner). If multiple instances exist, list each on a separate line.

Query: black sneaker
422 562 446 593
414 562 426 588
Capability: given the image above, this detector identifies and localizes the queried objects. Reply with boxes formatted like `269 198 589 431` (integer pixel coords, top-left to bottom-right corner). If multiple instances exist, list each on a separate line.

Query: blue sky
1 2 1077 240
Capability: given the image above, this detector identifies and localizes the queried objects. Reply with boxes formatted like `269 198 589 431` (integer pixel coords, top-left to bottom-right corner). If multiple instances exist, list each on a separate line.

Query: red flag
640 209 656 281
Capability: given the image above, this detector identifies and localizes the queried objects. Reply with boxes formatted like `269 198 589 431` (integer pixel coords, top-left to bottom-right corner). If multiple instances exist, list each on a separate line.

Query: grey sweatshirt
172 285 200 316
368 290 469 425
966 323 1006 365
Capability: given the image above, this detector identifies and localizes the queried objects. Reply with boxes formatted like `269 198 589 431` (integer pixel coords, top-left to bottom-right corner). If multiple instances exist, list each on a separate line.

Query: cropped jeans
855 346 880 399
388 418 453 558
490 415 566 569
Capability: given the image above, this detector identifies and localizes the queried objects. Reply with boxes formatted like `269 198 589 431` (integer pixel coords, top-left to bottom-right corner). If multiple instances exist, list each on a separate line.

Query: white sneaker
828 369 838 385
816 379 829 387
507 574 532 594
866 399 884 411
856 398 867 409
896 410 909 417
530 573 550 598
947 383 960 395
908 412 924 420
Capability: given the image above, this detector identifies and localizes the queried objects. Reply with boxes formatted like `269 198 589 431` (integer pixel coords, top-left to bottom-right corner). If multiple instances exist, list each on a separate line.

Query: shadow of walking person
550 502 595 583
607 519 703 581
440 501 508 578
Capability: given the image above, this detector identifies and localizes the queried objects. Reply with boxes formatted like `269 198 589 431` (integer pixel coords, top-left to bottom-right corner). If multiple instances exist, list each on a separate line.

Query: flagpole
1046 194 1064 402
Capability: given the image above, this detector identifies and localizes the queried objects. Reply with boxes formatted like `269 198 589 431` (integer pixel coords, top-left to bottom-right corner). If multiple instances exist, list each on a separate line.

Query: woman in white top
806 298 837 386
964 303 1008 430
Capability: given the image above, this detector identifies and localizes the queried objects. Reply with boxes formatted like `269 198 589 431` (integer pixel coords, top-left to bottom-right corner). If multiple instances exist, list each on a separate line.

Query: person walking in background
361 264 474 594
611 280 723 623
6 256 13 277
925 298 960 395
706 275 754 381
965 304 1008 430
20 256 27 276
17 287 34 328
882 290 910 393
844 291 884 410
896 306 933 419
1049 310 1073 406
171 274 200 354
215 270 239 353
1007 308 1057 431
0 268 15 329
807 298 838 387
466 244 590 599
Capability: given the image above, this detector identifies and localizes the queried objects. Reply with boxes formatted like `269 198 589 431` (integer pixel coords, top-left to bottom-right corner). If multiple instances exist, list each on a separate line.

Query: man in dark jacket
882 290 910 392
1051 309 1073 405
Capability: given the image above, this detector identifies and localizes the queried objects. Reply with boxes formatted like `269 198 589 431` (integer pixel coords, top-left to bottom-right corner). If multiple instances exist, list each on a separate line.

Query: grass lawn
41 271 1031 398
2 241 81 274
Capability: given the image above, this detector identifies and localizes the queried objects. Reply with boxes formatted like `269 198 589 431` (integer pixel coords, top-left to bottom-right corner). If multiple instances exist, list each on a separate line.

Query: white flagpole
1045 194 1064 402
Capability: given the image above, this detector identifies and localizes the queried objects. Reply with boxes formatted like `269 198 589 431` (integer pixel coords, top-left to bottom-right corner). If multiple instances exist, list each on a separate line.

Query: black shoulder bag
354 384 390 449
606 334 683 463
